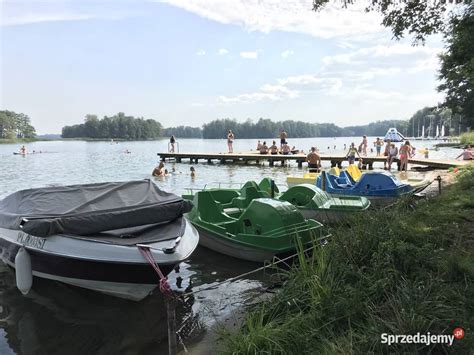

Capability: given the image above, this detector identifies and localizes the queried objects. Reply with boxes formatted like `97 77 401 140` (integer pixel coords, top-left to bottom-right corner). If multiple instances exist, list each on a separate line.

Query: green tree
438 5 474 129
313 0 462 43
0 110 36 138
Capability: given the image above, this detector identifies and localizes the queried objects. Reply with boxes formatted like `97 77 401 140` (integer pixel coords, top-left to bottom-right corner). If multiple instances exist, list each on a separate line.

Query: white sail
441 125 445 137
436 125 440 137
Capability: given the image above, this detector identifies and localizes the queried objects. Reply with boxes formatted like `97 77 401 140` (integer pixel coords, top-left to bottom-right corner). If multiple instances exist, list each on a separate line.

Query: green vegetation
162 126 203 138
313 0 462 44
221 168 474 353
0 110 36 139
407 106 457 137
439 5 474 129
61 113 163 139
460 132 474 145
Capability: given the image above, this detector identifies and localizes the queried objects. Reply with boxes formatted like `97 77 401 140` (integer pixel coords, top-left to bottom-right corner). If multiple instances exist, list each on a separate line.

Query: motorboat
185 186 326 262
0 180 199 301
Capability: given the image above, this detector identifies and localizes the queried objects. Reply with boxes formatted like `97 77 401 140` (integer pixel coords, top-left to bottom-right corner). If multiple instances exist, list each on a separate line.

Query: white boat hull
0 219 199 301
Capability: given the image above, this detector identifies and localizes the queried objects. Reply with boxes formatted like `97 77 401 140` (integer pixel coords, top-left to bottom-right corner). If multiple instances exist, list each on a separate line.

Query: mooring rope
138 245 175 299
180 237 330 299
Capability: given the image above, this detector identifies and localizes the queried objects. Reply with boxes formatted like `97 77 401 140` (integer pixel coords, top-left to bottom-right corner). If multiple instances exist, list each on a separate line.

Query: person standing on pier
374 137 383 156
169 135 176 153
307 147 321 172
345 143 360 165
360 135 368 156
399 141 412 172
279 129 288 149
227 130 234 153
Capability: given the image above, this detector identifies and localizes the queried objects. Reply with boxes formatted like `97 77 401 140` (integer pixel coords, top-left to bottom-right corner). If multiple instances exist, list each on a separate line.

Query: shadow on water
0 246 270 355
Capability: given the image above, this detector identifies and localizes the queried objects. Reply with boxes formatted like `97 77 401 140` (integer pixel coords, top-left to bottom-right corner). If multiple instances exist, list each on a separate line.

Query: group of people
152 162 195 177
344 139 415 171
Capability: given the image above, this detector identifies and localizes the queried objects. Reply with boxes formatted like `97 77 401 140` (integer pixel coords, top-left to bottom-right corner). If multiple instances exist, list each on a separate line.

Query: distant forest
61 113 162 139
61 106 461 140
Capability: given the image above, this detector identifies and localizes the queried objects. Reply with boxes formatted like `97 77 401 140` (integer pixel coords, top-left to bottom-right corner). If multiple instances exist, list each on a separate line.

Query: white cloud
218 48 229 55
281 49 294 59
1 12 97 26
322 43 442 67
162 0 385 40
240 51 258 59
219 83 299 104
196 49 206 56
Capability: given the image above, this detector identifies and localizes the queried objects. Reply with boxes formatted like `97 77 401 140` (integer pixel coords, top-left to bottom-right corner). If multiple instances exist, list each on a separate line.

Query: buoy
15 247 32 295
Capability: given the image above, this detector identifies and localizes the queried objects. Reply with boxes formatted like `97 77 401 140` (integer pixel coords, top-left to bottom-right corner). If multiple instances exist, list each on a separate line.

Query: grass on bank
460 131 474 145
221 167 474 354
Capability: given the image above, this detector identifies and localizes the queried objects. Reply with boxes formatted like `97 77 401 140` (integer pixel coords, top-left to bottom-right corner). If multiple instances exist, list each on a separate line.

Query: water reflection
0 245 269 354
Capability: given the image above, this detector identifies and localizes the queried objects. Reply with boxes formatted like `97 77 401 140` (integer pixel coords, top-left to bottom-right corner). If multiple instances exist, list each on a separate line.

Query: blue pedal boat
316 170 414 206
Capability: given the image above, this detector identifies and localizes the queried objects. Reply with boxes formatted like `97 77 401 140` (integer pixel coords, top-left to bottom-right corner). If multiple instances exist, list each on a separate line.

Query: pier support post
298 160 303 168
166 298 177 355
337 161 343 169
207 159 212 164
269 159 274 167
176 158 181 163
330 160 336 168
368 162 374 170
220 159 225 164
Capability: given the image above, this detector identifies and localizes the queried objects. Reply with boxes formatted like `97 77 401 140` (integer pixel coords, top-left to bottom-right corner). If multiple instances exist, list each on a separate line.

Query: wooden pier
157 151 470 170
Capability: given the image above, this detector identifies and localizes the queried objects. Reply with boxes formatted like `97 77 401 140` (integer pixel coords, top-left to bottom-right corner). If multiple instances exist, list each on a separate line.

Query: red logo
453 328 465 340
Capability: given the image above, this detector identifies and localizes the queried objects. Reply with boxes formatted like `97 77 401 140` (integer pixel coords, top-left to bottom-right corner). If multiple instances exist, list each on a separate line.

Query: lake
0 137 461 354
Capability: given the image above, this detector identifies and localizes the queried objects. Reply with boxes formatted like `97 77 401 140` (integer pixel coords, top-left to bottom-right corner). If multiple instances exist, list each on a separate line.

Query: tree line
60 113 461 140
61 113 163 139
0 110 36 139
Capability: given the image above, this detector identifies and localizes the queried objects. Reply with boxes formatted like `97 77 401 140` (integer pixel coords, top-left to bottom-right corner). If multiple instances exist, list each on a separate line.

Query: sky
0 0 446 134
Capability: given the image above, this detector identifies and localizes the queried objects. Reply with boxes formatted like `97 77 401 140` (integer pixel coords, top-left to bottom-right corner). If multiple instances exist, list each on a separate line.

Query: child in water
190 166 196 177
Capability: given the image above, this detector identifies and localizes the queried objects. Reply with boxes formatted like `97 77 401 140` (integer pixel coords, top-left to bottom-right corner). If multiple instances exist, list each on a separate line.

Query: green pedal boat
185 187 326 262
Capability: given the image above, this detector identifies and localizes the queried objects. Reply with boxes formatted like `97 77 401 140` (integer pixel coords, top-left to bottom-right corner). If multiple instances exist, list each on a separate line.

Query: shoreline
219 166 474 353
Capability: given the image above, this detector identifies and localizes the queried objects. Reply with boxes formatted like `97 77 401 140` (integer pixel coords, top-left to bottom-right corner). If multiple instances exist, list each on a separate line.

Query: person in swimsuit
386 144 398 170
374 138 383 156
270 141 279 155
456 146 474 160
227 130 234 153
259 141 269 154
279 129 287 149
281 142 291 155
345 143 360 165
169 135 176 152
152 161 165 176
399 140 412 172
307 147 321 172
360 135 368 156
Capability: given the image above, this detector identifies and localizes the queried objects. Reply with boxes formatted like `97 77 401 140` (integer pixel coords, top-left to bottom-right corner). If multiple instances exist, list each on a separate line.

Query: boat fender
15 247 33 295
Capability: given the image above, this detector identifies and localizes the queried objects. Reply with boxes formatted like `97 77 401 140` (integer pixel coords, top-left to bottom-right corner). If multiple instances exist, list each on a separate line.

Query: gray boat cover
0 180 193 238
